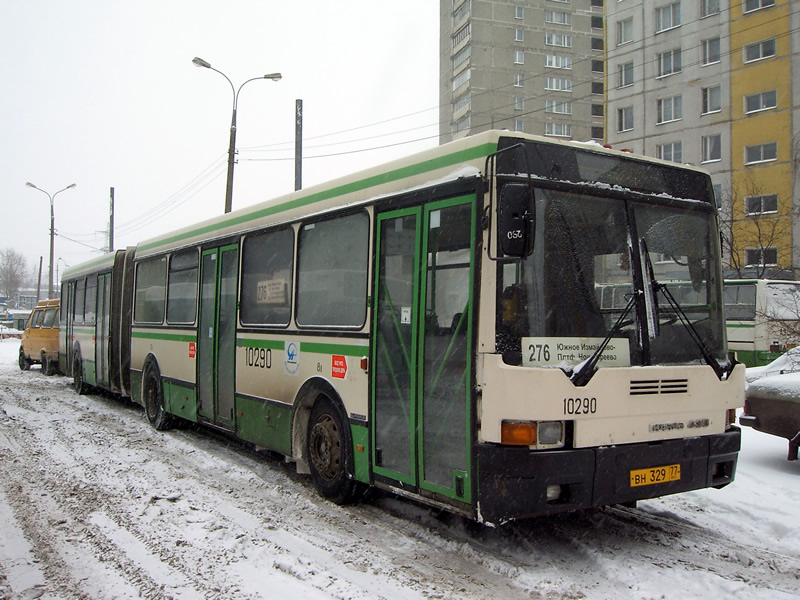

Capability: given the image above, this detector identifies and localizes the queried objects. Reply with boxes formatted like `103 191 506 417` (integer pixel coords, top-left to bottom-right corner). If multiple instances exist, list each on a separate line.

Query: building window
592 103 604 117
453 45 471 70
454 115 471 134
746 194 778 215
545 10 571 25
701 37 721 65
515 27 524 42
745 142 777 164
545 122 572 137
702 85 721 114
591 37 604 51
617 106 634 132
591 0 603 7
657 95 682 124
592 81 604 95
453 23 471 48
655 3 681 33
453 0 471 24
453 93 470 113
713 183 723 207
515 6 524 19
453 68 471 91
591 16 603 29
514 73 524 87
617 17 633 45
657 141 683 163
702 134 722 163
514 119 524 132
545 100 572 114
591 126 604 139
744 0 776 13
745 90 777 114
656 49 682 77
744 39 776 63
514 50 525 64
546 55 573 69
745 247 777 268
545 76 572 91
618 61 634 87
701 0 720 17
514 96 524 111
545 32 572 47
592 60 604 73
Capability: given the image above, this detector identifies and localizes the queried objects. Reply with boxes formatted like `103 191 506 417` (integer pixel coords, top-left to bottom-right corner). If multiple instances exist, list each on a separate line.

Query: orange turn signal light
501 421 537 446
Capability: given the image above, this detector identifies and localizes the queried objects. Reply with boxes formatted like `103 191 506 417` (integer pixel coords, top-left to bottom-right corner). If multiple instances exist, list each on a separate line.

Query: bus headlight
501 420 565 448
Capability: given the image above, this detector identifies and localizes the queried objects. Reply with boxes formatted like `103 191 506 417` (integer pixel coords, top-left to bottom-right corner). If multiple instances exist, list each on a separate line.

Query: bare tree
718 174 793 280
0 248 30 307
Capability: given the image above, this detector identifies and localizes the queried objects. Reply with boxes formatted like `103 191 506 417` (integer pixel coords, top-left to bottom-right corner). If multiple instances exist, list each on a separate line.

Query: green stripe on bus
727 323 755 328
301 341 368 357
137 143 496 253
131 331 197 343
237 338 285 350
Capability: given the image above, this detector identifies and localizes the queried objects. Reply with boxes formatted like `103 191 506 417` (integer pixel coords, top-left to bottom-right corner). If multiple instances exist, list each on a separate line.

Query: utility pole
109 187 115 253
295 99 303 191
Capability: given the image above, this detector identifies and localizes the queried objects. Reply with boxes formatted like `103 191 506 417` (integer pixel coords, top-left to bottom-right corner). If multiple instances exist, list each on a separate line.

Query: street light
25 182 77 299
192 56 282 213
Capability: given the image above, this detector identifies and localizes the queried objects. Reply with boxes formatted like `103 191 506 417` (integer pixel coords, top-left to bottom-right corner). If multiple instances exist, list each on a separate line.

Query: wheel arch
291 377 351 476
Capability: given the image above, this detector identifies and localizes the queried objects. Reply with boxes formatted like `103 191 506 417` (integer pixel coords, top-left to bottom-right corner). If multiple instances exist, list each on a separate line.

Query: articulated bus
724 279 800 366
59 131 742 524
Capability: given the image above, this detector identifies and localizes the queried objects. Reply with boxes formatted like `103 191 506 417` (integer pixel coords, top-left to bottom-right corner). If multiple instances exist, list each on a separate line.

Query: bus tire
73 354 88 395
143 361 173 431
307 396 362 505
19 347 31 371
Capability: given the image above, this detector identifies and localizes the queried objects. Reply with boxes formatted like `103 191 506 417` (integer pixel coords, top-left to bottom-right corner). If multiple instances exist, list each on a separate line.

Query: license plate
630 464 681 487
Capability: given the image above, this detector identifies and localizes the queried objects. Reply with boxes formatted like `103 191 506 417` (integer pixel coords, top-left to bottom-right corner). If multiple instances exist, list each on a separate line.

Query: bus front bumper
475 427 740 525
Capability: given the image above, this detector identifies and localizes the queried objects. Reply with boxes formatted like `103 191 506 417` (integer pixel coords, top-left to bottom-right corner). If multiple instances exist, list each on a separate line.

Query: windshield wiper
654 283 726 379
570 293 636 387
639 239 726 380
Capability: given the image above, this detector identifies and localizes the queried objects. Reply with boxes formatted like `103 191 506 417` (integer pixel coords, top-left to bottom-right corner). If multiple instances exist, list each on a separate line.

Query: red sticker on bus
189 342 196 359
332 355 347 379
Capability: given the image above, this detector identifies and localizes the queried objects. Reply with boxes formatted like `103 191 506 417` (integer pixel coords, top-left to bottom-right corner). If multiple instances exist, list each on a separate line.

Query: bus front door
372 197 475 505
197 244 239 427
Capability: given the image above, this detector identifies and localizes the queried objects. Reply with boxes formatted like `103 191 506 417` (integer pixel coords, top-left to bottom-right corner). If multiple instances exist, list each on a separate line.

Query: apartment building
439 0 606 144
605 0 800 278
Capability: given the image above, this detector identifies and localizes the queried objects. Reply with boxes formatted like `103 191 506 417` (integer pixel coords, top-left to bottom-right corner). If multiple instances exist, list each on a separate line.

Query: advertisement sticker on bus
331 355 347 379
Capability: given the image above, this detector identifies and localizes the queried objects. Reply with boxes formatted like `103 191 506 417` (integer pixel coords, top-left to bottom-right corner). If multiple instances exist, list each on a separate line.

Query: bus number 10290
563 397 597 415
245 347 272 369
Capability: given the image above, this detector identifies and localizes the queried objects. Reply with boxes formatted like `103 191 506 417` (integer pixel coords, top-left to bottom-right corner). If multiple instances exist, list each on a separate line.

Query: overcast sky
0 0 439 279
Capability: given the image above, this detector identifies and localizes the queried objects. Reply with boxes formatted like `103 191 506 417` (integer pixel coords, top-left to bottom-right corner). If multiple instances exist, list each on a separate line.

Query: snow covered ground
0 337 797 599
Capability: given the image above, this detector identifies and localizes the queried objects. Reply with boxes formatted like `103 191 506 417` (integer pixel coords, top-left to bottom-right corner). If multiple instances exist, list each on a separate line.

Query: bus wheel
143 362 172 431
18 347 31 371
73 355 88 395
307 397 362 505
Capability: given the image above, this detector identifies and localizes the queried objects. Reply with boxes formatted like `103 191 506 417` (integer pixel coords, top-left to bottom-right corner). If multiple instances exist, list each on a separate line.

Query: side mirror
499 183 534 258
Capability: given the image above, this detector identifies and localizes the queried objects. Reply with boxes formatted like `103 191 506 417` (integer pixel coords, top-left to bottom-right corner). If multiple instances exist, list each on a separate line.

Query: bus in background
60 130 742 524
724 279 800 367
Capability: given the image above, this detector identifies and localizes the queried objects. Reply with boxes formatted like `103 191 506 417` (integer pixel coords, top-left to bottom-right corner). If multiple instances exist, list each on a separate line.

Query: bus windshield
497 187 727 372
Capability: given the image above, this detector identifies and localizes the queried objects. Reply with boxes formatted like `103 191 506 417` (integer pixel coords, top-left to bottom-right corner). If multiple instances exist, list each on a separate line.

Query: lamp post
25 182 77 299
192 57 281 214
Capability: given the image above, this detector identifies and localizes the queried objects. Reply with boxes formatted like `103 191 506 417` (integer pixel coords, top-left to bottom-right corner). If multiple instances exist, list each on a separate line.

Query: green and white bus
60 131 742 524
724 279 800 366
